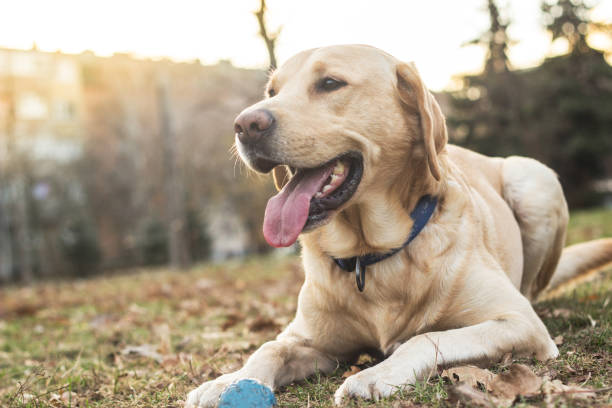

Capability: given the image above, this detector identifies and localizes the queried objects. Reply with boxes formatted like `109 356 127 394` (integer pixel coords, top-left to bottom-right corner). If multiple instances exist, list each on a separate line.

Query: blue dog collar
332 195 438 292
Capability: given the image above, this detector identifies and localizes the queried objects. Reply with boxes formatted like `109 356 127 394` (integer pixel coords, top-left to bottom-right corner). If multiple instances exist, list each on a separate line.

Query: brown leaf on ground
447 382 496 407
60 391 78 405
446 364 543 407
446 363 602 408
247 316 279 332
442 365 495 390
341 365 361 378
552 308 572 318
195 278 216 291
499 352 513 367
121 344 164 363
221 313 244 330
155 323 171 354
489 364 542 402
554 335 564 345
200 331 234 340
179 299 203 315
161 352 192 372
0 300 42 318
542 378 597 402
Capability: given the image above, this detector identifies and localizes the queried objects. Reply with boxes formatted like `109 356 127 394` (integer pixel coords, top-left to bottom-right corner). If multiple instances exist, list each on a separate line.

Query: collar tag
355 258 365 292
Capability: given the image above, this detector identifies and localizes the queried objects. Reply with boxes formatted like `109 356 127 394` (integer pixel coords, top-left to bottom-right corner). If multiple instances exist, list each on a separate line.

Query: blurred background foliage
0 0 610 283
448 0 612 207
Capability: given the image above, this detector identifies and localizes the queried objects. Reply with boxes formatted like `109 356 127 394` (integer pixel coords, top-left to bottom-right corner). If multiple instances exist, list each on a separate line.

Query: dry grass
1 209 611 407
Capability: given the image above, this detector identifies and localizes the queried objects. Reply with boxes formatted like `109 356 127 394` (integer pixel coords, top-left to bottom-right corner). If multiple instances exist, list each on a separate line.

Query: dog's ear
396 62 447 181
272 165 291 191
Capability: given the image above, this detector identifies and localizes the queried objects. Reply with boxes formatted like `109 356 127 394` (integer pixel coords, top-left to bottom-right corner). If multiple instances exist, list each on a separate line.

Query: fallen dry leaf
554 335 564 345
447 382 496 407
155 323 171 354
442 365 494 390
499 352 513 367
60 391 78 405
221 313 244 330
445 363 602 408
552 308 572 318
195 278 215 291
121 344 164 363
247 316 279 332
542 378 597 402
342 365 361 378
200 331 234 340
179 299 202 314
489 364 542 402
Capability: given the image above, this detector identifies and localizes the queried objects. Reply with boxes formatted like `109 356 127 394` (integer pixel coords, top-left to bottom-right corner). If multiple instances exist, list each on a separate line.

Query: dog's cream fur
186 45 612 406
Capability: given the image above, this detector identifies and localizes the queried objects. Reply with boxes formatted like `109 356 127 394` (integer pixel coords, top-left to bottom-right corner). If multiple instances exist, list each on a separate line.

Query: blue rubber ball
218 379 276 408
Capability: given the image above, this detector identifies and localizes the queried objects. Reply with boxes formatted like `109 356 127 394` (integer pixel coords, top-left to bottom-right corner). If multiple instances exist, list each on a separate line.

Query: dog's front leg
186 338 336 407
334 314 558 404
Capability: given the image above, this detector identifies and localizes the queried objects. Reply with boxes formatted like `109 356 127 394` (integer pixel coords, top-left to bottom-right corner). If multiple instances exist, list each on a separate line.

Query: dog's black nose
234 109 275 145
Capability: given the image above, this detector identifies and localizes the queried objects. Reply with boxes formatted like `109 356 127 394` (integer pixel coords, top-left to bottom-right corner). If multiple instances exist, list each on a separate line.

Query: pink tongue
263 165 334 247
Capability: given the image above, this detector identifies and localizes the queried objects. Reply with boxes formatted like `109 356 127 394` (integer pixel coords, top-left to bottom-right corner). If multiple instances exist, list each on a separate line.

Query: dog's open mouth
263 152 363 247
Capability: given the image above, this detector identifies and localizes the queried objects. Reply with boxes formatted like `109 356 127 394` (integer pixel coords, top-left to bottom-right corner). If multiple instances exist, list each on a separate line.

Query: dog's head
234 45 447 248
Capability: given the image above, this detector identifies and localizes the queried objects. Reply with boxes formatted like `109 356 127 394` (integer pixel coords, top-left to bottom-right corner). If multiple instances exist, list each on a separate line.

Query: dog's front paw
185 374 238 408
333 366 414 405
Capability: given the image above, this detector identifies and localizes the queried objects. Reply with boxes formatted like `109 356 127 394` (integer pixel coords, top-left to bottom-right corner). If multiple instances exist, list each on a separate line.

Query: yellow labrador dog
186 45 612 406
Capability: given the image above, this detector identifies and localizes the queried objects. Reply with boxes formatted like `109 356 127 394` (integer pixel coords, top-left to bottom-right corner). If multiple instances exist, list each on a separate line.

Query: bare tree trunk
254 0 280 71
0 65 14 283
157 76 190 270
3 69 33 283
14 175 33 282
0 175 13 282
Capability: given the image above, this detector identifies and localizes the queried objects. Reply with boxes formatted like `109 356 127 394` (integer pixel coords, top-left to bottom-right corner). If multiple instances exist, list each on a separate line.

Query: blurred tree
542 0 591 55
186 209 211 262
158 76 190 270
2 71 34 283
521 52 612 206
255 0 281 71
80 55 162 270
139 216 168 266
447 0 522 158
469 0 512 74
0 175 12 282
447 0 612 207
520 1 612 205
0 49 271 282
60 215 101 276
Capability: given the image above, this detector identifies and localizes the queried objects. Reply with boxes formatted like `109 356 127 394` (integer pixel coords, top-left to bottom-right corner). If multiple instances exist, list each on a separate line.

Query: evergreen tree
448 0 520 157
542 0 591 55
477 0 513 74
447 0 612 207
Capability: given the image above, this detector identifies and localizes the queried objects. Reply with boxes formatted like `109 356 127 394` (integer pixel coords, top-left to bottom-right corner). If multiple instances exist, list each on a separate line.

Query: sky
0 0 610 91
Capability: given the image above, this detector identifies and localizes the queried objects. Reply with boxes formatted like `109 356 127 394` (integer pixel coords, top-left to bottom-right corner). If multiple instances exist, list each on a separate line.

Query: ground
1 208 611 407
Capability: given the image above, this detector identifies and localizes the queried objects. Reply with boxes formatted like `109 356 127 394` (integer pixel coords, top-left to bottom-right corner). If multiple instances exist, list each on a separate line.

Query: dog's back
447 144 612 300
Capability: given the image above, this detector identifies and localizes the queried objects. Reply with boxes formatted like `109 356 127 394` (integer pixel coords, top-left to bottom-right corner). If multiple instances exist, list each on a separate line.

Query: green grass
567 207 612 245
0 208 610 407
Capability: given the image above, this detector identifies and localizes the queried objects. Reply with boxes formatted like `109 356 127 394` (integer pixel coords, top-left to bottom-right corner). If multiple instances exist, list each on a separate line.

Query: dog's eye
267 88 276 98
317 77 347 92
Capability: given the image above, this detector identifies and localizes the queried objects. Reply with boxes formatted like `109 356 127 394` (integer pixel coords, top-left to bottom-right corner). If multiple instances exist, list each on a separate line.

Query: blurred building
0 46 269 281
0 46 84 164
207 201 249 261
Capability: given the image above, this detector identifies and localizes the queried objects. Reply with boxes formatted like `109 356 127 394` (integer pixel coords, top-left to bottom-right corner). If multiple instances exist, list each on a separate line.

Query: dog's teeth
333 162 344 175
331 174 340 184
315 192 323 198
322 185 333 193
